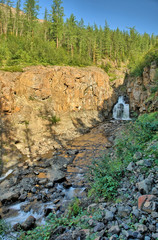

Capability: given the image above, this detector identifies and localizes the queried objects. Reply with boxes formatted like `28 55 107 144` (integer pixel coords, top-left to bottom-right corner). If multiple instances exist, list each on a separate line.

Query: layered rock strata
0 66 118 161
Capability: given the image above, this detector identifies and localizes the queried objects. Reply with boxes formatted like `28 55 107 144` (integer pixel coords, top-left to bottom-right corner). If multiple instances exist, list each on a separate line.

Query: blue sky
22 0 158 35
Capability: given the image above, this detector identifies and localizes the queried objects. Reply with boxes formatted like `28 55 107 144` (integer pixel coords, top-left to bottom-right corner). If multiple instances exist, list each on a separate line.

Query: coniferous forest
0 0 157 73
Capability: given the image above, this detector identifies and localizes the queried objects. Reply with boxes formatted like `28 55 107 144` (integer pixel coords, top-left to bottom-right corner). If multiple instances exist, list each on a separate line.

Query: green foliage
0 2 156 69
100 62 112 73
68 197 82 217
88 112 158 200
88 154 122 200
0 65 23 72
115 112 158 164
48 115 60 125
20 209 89 240
129 44 158 77
0 220 13 238
151 68 158 93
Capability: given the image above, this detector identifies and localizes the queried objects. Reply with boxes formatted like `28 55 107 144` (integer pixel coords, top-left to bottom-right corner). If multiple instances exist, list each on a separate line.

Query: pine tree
24 0 39 21
103 21 111 58
51 0 64 48
65 13 77 58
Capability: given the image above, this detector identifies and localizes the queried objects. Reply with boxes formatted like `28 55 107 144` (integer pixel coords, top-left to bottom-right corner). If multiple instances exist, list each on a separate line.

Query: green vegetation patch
88 112 158 200
129 43 158 77
0 65 24 72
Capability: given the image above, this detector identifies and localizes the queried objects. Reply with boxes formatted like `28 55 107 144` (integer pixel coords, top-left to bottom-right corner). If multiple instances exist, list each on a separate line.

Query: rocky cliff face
0 66 119 162
127 62 158 114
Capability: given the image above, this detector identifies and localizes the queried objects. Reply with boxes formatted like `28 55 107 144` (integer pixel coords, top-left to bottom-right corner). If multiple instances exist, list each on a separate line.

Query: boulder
21 215 36 231
0 191 20 205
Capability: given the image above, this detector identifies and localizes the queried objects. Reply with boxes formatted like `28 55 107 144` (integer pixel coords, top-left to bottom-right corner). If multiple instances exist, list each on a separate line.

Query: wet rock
54 176 66 184
31 187 37 194
39 179 48 185
44 208 53 217
42 193 49 203
63 182 72 189
21 215 36 231
46 182 54 188
13 223 22 231
67 149 79 155
53 199 60 204
19 193 27 201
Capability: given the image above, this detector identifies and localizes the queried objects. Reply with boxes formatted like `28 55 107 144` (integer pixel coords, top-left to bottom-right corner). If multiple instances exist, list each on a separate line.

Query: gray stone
54 233 73 240
87 203 97 212
127 162 135 171
152 187 158 195
121 222 129 230
144 236 150 240
94 222 105 232
132 231 143 239
39 179 48 185
135 223 147 233
136 160 145 166
149 224 155 232
151 211 158 219
133 152 142 160
110 206 117 213
109 234 119 240
108 225 120 234
136 176 153 194
117 205 132 218
0 191 20 205
46 182 54 188
21 215 36 231
132 207 140 218
104 210 114 221
152 233 158 239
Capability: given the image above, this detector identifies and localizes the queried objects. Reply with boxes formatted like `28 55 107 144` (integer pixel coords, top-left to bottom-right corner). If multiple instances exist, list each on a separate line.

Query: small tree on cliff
51 0 64 48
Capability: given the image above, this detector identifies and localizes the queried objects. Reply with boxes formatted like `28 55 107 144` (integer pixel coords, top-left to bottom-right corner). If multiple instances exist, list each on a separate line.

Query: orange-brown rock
0 66 118 160
127 62 158 113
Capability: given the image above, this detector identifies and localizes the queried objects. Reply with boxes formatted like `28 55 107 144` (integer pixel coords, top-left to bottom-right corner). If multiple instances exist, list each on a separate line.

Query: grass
0 66 24 72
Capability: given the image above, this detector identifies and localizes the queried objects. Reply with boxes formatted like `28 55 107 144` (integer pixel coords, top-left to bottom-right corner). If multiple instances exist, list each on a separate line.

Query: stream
0 120 125 233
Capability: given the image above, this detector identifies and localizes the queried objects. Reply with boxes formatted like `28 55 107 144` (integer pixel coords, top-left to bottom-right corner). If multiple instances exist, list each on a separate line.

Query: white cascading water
113 96 131 120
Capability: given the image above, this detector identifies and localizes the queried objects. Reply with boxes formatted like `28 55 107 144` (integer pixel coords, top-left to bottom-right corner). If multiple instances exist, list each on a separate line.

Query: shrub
88 112 158 200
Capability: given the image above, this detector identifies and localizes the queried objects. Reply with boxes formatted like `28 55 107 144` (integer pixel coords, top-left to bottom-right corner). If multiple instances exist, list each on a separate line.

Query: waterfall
113 96 130 120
